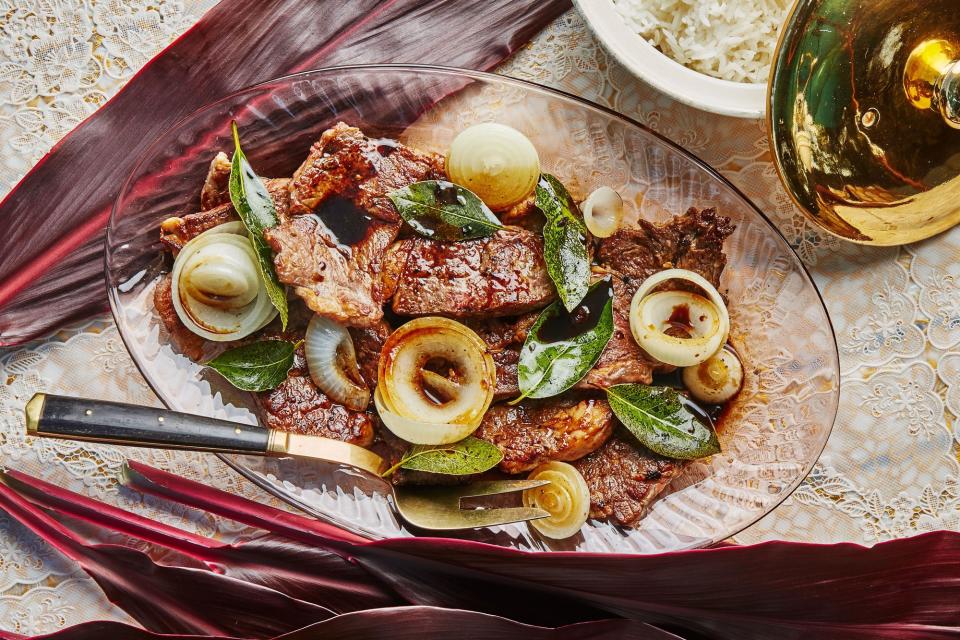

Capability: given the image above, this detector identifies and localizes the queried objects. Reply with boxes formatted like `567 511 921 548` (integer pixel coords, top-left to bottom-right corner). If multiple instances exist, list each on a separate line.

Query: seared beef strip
474 397 614 474
153 274 205 362
349 321 391 389
288 122 445 221
391 228 555 318
266 216 398 329
256 339 375 447
596 207 734 287
573 431 686 527
466 314 537 399
267 124 443 328
159 178 290 253
200 152 232 210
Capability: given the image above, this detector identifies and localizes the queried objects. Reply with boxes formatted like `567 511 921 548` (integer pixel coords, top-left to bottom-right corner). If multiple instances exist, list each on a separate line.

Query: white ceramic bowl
573 0 768 118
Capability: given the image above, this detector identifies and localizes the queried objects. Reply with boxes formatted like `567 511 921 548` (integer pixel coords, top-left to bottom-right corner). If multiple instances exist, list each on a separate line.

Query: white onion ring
581 187 624 238
629 269 730 368
523 461 590 540
305 315 370 411
446 123 540 211
171 222 276 341
377 317 496 438
374 387 479 445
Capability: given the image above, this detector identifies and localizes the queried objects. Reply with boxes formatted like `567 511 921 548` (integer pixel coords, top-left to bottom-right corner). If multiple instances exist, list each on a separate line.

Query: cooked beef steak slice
573 432 686 527
466 314 538 399
580 274 656 389
596 207 734 288
288 122 445 222
159 178 290 253
474 397 614 474
153 274 205 361
200 152 232 210
349 321 391 389
269 124 442 328
256 339 374 446
266 215 398 329
391 228 555 318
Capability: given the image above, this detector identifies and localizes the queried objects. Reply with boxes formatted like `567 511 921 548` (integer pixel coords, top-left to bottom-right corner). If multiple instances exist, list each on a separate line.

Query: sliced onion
523 461 590 540
581 187 623 238
682 346 744 404
377 317 496 440
446 123 540 211
629 268 730 368
171 222 276 341
305 315 370 411
374 387 478 445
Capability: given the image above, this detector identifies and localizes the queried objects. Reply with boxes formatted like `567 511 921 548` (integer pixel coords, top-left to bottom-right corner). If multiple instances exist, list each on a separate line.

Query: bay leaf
606 384 721 460
395 437 503 476
516 279 614 401
388 180 503 241
229 121 288 328
206 340 296 392
537 174 591 312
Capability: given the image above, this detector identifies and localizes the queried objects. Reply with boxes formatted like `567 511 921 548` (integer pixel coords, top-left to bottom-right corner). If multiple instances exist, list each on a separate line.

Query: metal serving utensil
24 393 549 532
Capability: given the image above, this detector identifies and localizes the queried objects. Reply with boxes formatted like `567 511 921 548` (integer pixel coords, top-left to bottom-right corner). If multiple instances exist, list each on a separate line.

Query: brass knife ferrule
24 393 45 435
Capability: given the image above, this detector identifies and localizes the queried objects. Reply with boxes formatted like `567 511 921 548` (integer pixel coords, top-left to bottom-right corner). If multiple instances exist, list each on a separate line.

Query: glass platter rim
105 62 841 549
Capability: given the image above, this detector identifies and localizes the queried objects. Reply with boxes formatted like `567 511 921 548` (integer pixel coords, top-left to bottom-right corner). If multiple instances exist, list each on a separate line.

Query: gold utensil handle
904 39 960 129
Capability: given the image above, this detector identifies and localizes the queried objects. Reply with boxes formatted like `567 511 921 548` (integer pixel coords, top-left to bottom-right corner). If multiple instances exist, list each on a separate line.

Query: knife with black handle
24 393 386 475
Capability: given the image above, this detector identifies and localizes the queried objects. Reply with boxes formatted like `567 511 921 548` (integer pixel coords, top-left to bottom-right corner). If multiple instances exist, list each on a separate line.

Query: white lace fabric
1 4 959 634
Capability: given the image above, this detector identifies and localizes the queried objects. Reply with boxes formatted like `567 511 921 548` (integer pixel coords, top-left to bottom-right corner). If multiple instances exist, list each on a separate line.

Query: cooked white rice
612 0 789 84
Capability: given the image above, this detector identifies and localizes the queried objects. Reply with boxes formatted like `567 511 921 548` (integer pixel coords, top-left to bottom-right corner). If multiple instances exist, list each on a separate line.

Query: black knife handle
25 393 269 454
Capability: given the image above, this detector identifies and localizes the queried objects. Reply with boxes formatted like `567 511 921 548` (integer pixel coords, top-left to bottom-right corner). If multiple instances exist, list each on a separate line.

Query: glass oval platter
106 65 839 553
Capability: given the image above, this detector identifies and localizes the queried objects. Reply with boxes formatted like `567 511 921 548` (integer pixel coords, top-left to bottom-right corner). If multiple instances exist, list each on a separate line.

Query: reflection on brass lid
768 0 960 245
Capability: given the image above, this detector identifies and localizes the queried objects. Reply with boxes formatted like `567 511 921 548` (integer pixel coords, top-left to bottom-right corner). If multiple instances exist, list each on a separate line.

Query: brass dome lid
768 0 960 245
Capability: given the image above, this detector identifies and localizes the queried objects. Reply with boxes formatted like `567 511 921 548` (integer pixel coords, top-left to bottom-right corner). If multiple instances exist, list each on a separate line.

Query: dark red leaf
0 608 685 640
0 469 403 614
0 478 334 638
0 0 569 345
122 461 960 640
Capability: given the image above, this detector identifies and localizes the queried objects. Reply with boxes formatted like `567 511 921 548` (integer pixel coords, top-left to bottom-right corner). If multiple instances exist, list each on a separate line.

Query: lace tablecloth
2 3 959 634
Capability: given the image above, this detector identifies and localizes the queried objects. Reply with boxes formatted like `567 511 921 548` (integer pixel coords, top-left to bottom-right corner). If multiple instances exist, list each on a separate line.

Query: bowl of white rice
573 0 791 118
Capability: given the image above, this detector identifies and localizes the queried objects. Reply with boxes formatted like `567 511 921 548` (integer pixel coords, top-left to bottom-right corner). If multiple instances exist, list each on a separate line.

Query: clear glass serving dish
106 65 839 553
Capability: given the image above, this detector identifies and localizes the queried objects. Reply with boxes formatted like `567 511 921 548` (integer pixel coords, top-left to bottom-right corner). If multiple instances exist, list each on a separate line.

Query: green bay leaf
388 180 503 241
395 437 503 476
229 121 288 329
536 174 591 312
606 384 721 460
206 340 296 392
516 279 614 401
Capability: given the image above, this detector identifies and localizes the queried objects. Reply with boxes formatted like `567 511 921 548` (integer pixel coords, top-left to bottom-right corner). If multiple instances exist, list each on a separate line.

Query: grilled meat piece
153 274 205 361
349 321 391 389
159 178 290 252
256 340 374 446
573 432 686 527
475 397 614 474
288 122 445 221
596 207 734 287
268 124 442 328
580 274 656 388
266 216 398 329
391 228 555 318
466 314 537 399
200 152 232 210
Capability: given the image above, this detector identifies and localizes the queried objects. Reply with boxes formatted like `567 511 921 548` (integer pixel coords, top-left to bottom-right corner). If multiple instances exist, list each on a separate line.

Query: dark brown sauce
372 138 400 157
536 278 613 343
435 180 461 206
312 195 374 246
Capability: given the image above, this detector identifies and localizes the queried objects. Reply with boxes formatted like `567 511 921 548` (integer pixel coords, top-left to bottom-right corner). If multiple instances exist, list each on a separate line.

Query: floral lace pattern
2 4 960 632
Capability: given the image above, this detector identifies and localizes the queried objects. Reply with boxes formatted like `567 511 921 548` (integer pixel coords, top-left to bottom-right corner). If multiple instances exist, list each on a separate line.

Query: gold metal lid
768 0 960 245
